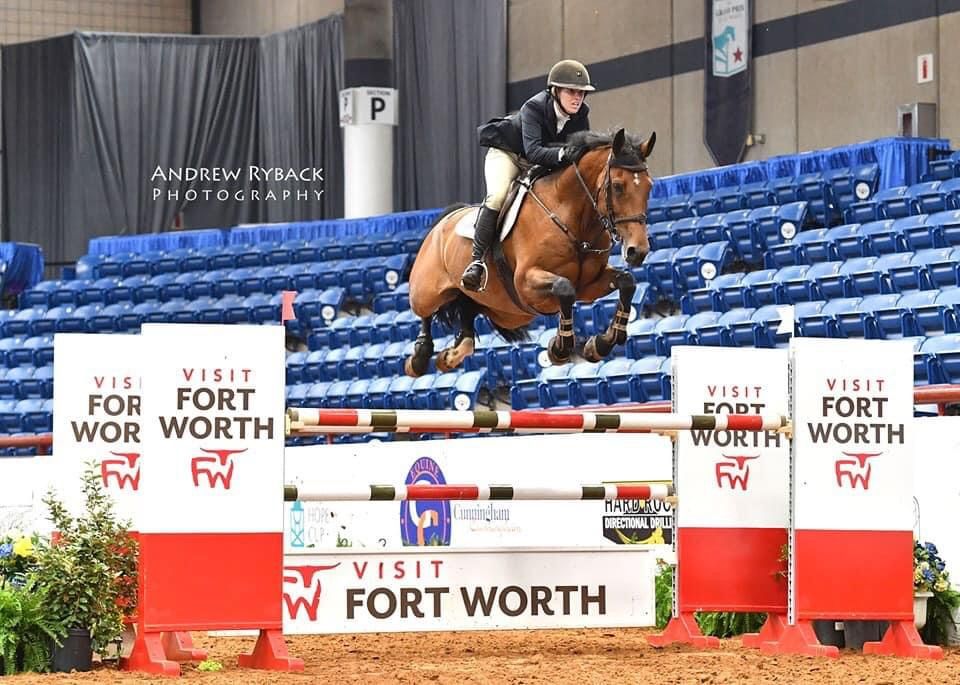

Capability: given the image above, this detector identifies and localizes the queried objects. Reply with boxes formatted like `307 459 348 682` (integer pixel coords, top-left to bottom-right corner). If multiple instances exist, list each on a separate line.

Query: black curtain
393 0 506 211
260 16 344 222
1 18 343 266
1 36 75 264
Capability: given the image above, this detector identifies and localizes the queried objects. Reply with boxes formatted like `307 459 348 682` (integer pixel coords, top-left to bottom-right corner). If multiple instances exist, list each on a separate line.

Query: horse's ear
612 128 626 155
641 131 657 159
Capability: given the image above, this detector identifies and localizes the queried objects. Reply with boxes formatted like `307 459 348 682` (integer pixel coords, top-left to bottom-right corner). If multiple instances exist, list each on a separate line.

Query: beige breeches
482 147 522 211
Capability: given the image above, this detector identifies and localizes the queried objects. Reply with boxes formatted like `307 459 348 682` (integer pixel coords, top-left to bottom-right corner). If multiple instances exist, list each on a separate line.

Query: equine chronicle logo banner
712 0 749 78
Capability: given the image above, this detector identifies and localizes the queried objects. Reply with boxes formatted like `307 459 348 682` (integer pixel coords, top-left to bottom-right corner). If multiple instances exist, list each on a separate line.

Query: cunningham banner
705 0 752 166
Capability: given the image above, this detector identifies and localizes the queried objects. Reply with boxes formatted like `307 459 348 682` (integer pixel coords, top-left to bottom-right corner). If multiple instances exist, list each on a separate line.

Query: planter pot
914 591 933 630
50 627 93 673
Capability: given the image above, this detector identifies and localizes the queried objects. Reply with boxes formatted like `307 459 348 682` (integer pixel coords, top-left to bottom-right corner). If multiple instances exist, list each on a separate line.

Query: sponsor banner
673 346 789 528
139 324 285 534
283 433 672 551
282 547 656 634
791 338 914 531
705 0 752 165
50 333 142 526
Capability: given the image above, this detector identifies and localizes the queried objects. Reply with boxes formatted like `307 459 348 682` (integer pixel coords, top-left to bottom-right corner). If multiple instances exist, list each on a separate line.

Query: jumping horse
406 128 656 377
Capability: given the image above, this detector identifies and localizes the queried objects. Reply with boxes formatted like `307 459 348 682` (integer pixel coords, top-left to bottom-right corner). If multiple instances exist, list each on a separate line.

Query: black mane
563 130 647 166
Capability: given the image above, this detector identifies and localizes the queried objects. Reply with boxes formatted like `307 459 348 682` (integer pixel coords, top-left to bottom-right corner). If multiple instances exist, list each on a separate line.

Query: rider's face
557 88 585 114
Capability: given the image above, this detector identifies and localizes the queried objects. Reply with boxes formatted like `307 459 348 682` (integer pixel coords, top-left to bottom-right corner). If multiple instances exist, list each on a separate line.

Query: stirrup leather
461 259 489 292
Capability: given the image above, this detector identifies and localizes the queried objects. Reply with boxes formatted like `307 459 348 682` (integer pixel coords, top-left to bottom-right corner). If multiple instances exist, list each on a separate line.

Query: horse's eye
612 182 625 196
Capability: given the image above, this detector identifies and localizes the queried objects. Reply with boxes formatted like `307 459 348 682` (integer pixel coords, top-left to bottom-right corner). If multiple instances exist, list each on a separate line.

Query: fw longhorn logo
100 451 141 491
715 454 759 490
190 448 247 489
834 451 882 490
282 564 341 621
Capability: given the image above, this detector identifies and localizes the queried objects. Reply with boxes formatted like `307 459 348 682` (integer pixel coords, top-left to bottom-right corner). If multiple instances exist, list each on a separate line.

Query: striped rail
283 483 675 502
285 408 789 435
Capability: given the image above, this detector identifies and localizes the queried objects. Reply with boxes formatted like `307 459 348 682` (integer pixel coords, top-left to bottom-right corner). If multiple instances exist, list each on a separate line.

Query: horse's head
601 128 656 267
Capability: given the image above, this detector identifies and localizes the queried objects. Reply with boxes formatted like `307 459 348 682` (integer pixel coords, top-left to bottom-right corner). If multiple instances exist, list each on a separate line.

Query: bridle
524 149 649 257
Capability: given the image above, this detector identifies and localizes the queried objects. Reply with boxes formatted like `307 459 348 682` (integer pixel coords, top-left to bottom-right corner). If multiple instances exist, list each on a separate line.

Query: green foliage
198 659 223 672
32 461 139 655
653 559 767 638
0 580 66 675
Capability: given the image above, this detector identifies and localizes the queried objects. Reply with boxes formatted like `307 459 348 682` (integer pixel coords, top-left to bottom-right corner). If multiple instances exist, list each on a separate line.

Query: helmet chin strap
551 87 580 117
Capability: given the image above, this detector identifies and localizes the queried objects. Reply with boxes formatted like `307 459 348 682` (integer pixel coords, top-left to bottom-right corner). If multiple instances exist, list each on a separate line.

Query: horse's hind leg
580 267 636 362
404 315 435 378
436 298 478 374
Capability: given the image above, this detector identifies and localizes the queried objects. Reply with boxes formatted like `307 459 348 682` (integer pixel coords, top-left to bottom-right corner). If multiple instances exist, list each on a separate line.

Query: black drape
1 18 343 265
393 0 506 211
260 16 344 222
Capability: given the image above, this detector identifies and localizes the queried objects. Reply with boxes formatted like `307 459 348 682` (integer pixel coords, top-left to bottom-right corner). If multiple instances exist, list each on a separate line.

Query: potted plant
914 540 960 644
32 462 138 672
0 579 66 674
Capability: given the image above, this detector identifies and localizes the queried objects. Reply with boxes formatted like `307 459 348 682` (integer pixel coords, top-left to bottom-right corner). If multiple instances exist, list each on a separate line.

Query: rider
461 59 595 291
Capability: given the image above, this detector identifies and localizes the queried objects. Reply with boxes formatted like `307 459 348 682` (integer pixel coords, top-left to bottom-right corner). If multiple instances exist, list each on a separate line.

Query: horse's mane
563 130 647 167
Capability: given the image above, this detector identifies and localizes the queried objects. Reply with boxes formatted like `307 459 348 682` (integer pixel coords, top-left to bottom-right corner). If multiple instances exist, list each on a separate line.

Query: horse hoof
583 336 603 363
436 338 475 373
546 336 571 366
435 350 454 373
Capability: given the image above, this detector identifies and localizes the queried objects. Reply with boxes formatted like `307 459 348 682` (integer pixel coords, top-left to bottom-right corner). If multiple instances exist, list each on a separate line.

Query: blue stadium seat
653 315 690 356
567 362 603 406
596 358 635 404
409 373 438 410
877 186 916 219
741 180 775 209
717 185 747 213
899 290 947 337
673 241 732 295
925 151 960 181
0 367 29 398
797 298 858 338
20 336 54 367
689 190 719 217
534 364 573 408
58 304 101 333
752 303 803 347
451 370 485 411
647 197 668 224
797 172 838 225
87 303 130 333
373 282 410 314
429 371 461 409
922 334 960 384
826 164 878 209
695 213 726 244
720 209 756 262
344 379 371 409
301 350 327 383
507 328 550 383
827 224 867 260
859 219 903 255
629 356 670 402
671 217 700 247
379 341 408 377
364 377 393 409
770 175 798 205
647 221 674 251
858 293 905 339
302 382 330 408
910 181 949 215
625 318 659 358
760 202 809 252
19 281 62 308
693 308 754 347
324 380 351 408
286 383 309 405
838 256 882 297
285 352 308 384
348 315 376 347
927 209 960 248
894 215 935 251
2 308 41 338
340 345 365 380
942 179 960 210
665 194 693 220
17 398 51 433
737 268 778 307
641 248 676 299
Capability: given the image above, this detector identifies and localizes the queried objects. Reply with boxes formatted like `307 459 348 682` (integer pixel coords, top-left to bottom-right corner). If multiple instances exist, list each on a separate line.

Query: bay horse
406 128 656 377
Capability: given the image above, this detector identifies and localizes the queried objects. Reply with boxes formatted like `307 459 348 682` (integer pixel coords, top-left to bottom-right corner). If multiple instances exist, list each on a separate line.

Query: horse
405 127 656 378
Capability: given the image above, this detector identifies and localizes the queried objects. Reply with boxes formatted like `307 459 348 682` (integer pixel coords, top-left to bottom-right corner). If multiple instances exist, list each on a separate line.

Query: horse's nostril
626 246 637 258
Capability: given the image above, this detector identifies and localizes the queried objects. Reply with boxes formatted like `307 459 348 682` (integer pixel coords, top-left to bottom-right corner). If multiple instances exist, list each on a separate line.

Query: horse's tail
435 292 529 344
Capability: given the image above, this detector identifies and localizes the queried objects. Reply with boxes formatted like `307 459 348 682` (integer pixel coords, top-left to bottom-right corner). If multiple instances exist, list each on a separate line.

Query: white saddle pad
453 183 529 242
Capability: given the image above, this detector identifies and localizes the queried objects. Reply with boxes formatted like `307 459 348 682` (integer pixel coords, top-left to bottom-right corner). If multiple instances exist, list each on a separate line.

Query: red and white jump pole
283 483 675 502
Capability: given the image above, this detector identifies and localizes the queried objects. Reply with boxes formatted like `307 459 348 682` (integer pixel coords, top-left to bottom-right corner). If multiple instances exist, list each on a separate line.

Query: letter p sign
371 97 386 121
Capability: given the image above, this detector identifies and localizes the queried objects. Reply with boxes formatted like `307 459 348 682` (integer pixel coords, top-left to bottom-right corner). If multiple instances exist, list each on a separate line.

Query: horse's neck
548 154 605 239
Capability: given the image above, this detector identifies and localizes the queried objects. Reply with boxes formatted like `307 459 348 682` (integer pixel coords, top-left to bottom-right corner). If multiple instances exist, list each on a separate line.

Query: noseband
523 148 649 257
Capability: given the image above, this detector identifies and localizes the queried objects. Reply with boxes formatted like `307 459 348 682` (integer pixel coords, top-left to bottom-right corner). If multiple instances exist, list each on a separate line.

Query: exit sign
917 54 934 84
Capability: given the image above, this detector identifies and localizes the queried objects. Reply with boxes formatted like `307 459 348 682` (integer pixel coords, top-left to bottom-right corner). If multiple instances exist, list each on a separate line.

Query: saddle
453 165 553 242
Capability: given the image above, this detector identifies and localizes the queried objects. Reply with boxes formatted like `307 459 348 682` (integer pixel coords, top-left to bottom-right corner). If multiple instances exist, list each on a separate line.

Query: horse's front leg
520 267 576 365
577 267 636 362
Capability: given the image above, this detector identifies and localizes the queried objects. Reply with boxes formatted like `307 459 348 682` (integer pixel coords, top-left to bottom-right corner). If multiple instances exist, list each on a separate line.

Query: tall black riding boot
460 205 499 292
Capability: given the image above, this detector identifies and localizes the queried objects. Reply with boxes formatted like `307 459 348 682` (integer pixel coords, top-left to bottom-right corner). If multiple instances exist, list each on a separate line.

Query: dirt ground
5 629 959 684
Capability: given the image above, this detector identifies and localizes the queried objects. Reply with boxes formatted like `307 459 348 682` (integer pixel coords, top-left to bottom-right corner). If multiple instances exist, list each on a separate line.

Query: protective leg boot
460 205 499 291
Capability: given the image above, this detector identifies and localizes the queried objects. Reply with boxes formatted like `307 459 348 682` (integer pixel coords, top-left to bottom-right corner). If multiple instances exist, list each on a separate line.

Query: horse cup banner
705 0 752 166
51 333 143 528
283 548 656 634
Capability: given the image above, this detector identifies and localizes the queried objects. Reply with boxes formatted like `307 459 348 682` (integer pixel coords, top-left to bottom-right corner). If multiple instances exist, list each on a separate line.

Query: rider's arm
520 100 564 168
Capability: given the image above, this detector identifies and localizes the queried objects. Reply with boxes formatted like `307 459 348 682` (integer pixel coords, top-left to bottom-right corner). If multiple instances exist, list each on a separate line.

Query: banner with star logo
705 0 752 166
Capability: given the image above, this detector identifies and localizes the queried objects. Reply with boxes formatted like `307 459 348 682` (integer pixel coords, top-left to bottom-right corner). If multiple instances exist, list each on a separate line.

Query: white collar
553 101 570 132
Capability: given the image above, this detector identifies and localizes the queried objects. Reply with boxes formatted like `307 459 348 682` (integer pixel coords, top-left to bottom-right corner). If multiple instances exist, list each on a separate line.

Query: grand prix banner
282 548 657 634
283 432 673 552
705 0 753 166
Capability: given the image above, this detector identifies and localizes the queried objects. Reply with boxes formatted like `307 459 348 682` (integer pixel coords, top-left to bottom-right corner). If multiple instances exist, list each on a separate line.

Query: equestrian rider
461 59 595 291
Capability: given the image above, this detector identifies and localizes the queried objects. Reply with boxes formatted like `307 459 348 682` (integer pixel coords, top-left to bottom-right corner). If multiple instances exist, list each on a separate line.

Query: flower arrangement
914 540 960 646
0 531 40 589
